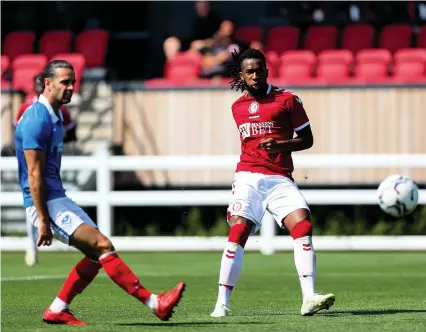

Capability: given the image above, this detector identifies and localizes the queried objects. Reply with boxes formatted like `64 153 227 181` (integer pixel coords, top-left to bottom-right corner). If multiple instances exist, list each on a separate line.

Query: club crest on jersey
248 102 259 114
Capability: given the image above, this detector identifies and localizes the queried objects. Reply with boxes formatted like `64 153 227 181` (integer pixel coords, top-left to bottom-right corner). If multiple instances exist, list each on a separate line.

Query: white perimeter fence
1 142 425 254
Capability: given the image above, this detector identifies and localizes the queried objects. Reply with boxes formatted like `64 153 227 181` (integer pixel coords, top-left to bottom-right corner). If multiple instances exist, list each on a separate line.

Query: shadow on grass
325 309 426 316
117 321 274 327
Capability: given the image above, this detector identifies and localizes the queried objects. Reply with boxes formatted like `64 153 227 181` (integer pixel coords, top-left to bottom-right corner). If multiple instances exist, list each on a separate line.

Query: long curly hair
228 42 267 92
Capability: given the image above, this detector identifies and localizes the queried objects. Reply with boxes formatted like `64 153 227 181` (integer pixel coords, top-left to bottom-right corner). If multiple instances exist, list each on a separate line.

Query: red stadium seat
355 62 389 82
265 51 280 78
316 63 351 82
1 55 10 87
144 78 212 88
1 55 10 74
418 26 426 48
394 48 426 64
304 26 338 54
392 62 426 82
279 50 316 80
317 49 354 65
235 26 263 44
12 54 47 71
165 52 201 82
75 29 109 67
278 64 312 82
356 49 392 65
280 50 316 66
3 31 35 61
266 26 300 54
40 30 73 59
379 25 412 53
341 24 375 53
12 67 42 93
51 53 85 93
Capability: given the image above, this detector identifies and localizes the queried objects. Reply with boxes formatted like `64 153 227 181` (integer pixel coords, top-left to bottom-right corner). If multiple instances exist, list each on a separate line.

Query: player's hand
37 220 53 247
260 138 282 153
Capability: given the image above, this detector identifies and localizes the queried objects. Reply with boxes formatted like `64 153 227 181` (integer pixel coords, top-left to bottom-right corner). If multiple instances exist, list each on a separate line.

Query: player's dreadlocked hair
229 42 267 92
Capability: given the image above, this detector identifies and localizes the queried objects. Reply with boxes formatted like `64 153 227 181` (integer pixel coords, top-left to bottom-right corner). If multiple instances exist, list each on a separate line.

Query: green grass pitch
2 251 426 331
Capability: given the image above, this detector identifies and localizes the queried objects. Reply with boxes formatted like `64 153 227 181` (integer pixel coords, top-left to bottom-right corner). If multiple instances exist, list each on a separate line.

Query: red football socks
99 252 152 303
57 256 101 304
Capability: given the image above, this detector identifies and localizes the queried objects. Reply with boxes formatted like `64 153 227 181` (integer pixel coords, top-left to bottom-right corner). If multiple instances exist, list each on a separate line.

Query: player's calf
212 217 253 317
70 224 185 320
284 211 335 314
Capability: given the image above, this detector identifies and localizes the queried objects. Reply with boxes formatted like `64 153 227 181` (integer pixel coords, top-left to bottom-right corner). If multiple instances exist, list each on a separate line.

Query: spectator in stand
198 20 237 81
163 0 222 60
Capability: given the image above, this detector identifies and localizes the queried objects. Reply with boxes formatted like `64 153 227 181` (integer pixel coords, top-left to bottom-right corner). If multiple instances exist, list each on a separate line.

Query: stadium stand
341 24 375 54
266 26 300 54
235 26 263 45
1 6 425 91
3 31 35 61
75 29 109 68
39 30 73 59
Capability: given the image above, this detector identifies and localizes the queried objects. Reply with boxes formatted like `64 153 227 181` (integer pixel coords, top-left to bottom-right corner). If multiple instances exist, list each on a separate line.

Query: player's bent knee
290 219 312 240
282 208 310 231
228 216 253 248
229 215 251 227
94 235 115 255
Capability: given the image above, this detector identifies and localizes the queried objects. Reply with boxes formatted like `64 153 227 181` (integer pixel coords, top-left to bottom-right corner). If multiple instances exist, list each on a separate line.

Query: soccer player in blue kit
14 60 185 325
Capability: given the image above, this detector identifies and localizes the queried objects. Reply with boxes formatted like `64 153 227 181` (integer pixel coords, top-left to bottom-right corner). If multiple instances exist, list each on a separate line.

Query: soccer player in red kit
210 46 335 317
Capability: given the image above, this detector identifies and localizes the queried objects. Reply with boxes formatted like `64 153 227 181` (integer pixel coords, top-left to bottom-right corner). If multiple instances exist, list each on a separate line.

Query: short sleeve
22 116 52 151
285 94 310 132
14 104 29 126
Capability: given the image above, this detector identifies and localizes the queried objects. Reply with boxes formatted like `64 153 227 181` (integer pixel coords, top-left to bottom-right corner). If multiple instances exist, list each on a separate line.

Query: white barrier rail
2 236 426 252
1 142 425 254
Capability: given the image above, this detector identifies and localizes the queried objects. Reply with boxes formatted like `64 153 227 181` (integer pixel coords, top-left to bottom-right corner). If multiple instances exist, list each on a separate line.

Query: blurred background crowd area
2 1 426 91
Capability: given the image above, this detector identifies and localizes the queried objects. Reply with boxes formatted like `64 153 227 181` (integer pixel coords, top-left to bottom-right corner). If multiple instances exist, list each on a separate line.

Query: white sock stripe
99 251 116 261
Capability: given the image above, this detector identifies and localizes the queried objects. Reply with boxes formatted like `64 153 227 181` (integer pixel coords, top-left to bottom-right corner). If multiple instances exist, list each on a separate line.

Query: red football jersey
14 92 74 130
232 84 310 177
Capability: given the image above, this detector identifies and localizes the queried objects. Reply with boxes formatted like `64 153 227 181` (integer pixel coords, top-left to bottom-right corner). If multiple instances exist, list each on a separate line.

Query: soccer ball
377 174 419 217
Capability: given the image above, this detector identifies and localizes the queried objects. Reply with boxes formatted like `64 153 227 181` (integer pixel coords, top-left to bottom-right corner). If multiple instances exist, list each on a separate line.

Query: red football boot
42 307 87 326
154 282 186 321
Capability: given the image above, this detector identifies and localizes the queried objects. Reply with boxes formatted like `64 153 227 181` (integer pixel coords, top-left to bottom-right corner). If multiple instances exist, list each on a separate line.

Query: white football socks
293 236 316 299
216 242 244 307
145 294 158 310
50 297 69 313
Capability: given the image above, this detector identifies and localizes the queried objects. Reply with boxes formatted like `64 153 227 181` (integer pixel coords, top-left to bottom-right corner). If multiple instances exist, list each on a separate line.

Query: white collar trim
38 94 63 123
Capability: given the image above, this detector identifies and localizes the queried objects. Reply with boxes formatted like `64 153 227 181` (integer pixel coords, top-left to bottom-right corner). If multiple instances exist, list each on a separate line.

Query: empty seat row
267 48 426 74
235 24 426 54
269 48 426 82
148 48 426 86
2 29 108 67
1 53 85 93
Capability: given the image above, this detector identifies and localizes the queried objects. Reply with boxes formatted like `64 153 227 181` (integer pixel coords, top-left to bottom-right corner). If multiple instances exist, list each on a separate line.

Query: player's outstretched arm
260 125 314 153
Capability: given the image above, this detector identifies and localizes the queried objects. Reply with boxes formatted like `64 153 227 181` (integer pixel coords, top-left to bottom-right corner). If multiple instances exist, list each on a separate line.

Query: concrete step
77 111 112 125
78 125 111 141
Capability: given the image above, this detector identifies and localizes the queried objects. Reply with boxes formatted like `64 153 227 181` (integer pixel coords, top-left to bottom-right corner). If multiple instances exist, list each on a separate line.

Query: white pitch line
2 272 425 282
1 275 69 281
